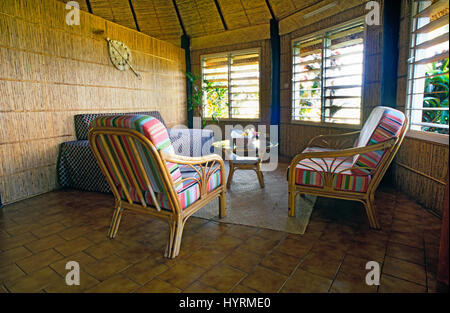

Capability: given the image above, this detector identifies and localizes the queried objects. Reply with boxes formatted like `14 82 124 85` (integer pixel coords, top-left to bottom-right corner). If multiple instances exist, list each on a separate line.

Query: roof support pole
270 19 281 137
380 0 401 108
181 35 193 128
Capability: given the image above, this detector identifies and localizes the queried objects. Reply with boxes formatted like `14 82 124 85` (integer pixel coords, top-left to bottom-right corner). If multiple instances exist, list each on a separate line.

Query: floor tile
240 235 280 255
16 249 64 274
281 268 332 293
84 240 126 260
300 243 345 279
199 264 246 292
186 247 229 269
158 261 206 290
135 278 181 293
54 237 93 257
386 242 425 266
230 284 257 293
275 237 313 258
0 264 26 283
382 256 426 286
84 255 130 281
183 281 219 293
223 248 263 273
241 266 287 293
86 274 139 293
122 258 169 285
378 274 426 293
260 251 300 276
4 267 62 293
0 246 33 266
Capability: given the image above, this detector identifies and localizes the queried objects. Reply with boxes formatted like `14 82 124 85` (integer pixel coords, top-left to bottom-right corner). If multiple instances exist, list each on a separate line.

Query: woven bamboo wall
392 0 448 216
0 0 186 205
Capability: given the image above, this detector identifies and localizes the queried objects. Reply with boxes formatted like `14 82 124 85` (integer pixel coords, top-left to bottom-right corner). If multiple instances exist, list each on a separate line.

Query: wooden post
438 173 449 286
181 34 193 128
270 19 281 137
380 0 401 108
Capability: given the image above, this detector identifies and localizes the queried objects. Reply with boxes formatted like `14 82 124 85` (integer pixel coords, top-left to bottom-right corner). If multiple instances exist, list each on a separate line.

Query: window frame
200 47 262 122
290 18 366 129
405 0 449 145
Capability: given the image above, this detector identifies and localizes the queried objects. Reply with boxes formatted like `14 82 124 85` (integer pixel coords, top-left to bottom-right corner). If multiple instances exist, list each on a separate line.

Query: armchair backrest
352 107 407 175
88 115 183 210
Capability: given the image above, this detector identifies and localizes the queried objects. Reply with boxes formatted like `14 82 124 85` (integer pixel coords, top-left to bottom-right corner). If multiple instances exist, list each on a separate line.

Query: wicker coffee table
212 138 277 189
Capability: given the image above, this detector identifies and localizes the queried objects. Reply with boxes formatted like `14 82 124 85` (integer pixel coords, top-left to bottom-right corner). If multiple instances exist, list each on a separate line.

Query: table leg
227 161 235 189
256 160 264 188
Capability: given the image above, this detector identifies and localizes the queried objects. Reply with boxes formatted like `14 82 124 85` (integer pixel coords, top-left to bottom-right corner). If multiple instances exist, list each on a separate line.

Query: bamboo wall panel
0 0 186 205
392 0 449 216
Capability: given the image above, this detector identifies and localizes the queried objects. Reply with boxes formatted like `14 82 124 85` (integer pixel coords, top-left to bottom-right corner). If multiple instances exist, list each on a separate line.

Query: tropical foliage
422 58 449 134
186 72 229 127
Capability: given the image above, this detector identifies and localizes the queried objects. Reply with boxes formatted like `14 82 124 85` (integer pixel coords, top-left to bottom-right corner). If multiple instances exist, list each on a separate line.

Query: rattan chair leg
364 197 381 230
288 191 296 217
171 220 185 258
165 219 176 258
219 191 227 218
108 207 123 239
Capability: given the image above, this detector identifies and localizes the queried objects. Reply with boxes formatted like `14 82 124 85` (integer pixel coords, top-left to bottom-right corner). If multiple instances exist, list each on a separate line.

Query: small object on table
213 132 277 189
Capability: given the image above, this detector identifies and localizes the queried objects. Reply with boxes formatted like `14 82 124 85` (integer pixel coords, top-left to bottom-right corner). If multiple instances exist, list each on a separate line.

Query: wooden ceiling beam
85 0 93 14
172 0 187 36
265 0 277 21
128 0 140 32
214 0 228 30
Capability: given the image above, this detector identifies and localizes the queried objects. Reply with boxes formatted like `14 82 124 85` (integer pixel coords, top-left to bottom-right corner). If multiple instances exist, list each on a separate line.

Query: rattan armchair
88 115 226 258
288 107 408 229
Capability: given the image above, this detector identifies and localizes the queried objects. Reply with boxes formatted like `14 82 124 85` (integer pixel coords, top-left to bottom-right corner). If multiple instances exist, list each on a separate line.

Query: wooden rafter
214 0 228 30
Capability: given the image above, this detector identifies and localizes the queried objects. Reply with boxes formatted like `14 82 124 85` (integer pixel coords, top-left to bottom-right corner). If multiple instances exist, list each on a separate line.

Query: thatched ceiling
60 0 364 46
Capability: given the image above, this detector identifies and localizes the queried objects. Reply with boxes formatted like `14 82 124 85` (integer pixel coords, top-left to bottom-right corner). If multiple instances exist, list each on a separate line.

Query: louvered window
407 0 449 135
201 49 260 119
292 21 365 125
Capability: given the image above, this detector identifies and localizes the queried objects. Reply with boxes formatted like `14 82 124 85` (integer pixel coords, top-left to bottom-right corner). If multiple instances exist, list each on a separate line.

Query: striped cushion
352 108 405 175
91 115 183 192
294 157 371 193
118 167 222 210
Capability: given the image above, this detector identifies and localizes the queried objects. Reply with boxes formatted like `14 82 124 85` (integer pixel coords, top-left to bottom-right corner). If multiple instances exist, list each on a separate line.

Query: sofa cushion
352 108 406 175
75 111 166 140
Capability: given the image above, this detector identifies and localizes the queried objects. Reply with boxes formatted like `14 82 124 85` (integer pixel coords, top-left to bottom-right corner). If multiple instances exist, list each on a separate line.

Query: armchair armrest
306 131 361 150
288 138 396 185
162 152 225 197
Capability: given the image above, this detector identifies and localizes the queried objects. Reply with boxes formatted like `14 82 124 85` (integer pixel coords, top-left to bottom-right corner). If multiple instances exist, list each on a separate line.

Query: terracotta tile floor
0 177 448 293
